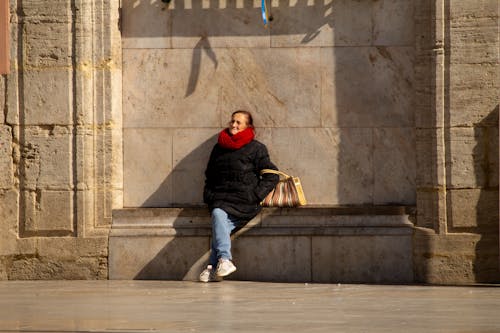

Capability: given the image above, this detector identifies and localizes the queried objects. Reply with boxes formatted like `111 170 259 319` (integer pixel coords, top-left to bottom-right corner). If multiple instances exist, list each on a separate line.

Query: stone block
0 126 13 188
8 257 107 280
36 237 108 259
21 0 71 19
23 190 73 233
415 128 446 188
447 127 489 189
447 189 499 229
21 126 72 190
124 47 321 128
231 236 311 282
312 235 413 283
109 236 209 280
122 0 171 49
413 231 499 284
372 0 415 46
321 46 414 127
123 128 174 207
373 127 416 205
22 70 73 125
171 2 269 48
172 129 219 204
24 22 72 67
271 0 371 47
220 48 322 128
264 127 373 205
449 18 498 64
449 0 498 19
0 257 6 280
415 189 446 229
124 127 219 207
487 126 499 187
0 190 19 256
123 48 220 128
448 64 499 127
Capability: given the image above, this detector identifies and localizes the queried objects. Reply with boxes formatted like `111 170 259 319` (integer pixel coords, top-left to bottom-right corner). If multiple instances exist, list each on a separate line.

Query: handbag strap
260 169 291 179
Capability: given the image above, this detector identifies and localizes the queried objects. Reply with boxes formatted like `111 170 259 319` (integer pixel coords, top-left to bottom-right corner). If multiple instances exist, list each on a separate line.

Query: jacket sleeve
253 145 280 201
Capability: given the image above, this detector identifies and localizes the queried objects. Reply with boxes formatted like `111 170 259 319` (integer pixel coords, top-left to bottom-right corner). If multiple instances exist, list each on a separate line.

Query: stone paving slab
0 281 499 333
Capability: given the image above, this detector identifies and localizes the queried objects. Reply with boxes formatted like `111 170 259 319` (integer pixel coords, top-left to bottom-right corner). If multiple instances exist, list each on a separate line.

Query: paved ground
0 281 499 333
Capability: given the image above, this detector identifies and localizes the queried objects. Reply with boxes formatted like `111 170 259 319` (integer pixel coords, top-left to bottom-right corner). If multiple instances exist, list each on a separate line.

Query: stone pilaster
0 0 122 279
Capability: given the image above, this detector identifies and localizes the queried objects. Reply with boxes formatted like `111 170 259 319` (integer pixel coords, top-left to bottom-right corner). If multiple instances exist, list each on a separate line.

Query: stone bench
109 206 415 283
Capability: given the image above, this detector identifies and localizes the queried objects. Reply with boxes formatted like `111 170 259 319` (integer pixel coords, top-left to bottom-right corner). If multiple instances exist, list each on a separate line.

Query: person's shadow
134 135 216 280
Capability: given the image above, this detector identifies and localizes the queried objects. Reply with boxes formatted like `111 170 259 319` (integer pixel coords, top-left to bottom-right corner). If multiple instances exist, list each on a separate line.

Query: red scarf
218 127 255 150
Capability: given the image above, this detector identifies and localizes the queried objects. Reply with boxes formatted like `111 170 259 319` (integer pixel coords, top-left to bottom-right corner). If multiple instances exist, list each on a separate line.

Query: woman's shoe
216 259 237 277
199 265 222 283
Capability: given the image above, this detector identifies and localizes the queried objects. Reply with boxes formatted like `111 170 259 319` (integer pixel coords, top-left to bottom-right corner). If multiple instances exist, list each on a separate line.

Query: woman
200 110 279 282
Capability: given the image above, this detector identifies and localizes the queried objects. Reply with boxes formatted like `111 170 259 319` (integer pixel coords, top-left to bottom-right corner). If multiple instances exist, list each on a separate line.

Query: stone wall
0 0 122 279
121 0 416 207
413 0 499 283
0 0 498 283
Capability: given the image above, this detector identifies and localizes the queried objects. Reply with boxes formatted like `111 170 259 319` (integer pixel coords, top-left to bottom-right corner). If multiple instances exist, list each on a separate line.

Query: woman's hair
232 110 254 128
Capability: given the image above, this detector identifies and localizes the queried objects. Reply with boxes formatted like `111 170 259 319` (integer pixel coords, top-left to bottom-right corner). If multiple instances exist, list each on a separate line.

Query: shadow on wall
142 134 217 207
472 106 499 282
134 134 218 280
122 0 332 37
123 0 417 280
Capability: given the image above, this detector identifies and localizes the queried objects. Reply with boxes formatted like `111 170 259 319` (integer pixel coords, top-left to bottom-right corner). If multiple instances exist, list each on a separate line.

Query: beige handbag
260 169 307 207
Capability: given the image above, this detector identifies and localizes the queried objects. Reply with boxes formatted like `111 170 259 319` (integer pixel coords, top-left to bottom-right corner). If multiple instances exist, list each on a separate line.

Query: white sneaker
199 265 222 283
216 259 237 277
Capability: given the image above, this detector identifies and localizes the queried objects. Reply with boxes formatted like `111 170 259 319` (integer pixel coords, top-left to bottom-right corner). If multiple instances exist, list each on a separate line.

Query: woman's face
229 113 249 135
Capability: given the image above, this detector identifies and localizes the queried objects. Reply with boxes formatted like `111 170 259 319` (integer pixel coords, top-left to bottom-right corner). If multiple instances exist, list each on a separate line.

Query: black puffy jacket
203 140 279 220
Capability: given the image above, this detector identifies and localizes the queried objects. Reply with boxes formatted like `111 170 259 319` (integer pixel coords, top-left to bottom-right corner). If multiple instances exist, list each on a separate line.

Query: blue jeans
209 208 244 267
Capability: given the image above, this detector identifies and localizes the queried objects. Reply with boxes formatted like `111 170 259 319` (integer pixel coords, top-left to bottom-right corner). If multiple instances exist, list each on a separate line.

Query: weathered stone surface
23 190 73 233
0 126 13 188
25 22 72 67
415 190 446 229
231 236 311 282
321 47 414 127
373 127 416 205
487 126 499 187
272 0 414 47
21 126 72 189
37 237 108 258
264 128 373 205
123 128 174 207
20 0 71 18
122 0 171 49
271 0 370 47
109 236 209 280
123 47 321 128
110 207 414 282
8 257 107 280
172 129 219 204
447 127 493 189
0 190 19 256
313 235 413 283
372 0 415 46
415 128 446 188
22 70 73 125
449 0 499 19
413 229 499 284
449 18 499 65
448 64 499 127
447 189 499 229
